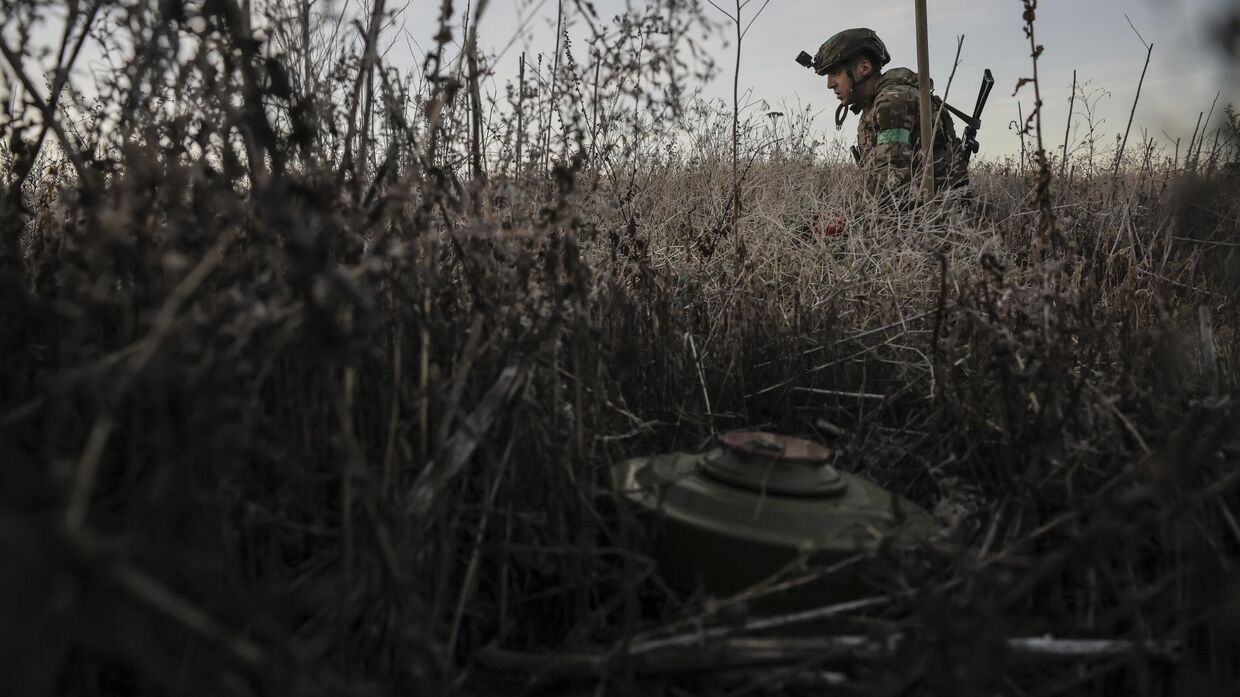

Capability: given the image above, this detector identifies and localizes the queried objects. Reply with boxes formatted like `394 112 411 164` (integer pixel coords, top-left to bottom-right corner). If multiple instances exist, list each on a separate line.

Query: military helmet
812 28 891 75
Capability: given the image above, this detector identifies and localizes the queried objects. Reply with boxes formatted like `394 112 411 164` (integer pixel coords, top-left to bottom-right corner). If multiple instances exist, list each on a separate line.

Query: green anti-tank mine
615 431 935 600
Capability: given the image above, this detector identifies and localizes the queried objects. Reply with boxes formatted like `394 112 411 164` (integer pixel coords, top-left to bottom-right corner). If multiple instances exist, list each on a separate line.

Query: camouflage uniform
855 68 970 198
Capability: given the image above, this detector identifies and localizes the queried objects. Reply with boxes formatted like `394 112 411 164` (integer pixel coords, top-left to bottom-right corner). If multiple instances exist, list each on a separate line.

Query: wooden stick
1059 69 1077 189
407 364 525 516
685 332 715 431
516 53 525 177
792 387 887 400
1199 305 1218 392
544 0 564 174
1113 41 1153 181
476 633 1183 679
914 0 935 203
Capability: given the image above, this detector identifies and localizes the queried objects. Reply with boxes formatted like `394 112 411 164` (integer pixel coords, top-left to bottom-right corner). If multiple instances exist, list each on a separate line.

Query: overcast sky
10 0 1240 160
420 0 1240 160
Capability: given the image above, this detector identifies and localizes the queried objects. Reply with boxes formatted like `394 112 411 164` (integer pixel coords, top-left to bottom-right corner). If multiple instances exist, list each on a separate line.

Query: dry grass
2 2 1239 695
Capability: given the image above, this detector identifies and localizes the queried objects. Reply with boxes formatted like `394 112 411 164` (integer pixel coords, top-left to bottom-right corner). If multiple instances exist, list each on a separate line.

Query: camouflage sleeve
863 85 919 197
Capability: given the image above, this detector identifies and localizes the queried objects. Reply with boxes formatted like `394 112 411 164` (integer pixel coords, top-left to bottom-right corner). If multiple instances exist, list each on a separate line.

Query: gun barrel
973 69 995 122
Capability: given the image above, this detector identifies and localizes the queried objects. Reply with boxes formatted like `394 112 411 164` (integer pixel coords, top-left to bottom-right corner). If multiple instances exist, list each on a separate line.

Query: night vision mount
796 49 849 130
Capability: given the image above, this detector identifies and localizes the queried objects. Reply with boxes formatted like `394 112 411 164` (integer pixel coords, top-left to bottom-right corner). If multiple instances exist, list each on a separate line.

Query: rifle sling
935 100 980 131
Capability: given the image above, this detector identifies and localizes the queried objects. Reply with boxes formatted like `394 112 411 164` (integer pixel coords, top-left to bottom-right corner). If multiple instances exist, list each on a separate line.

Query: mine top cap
718 430 833 464
704 431 845 497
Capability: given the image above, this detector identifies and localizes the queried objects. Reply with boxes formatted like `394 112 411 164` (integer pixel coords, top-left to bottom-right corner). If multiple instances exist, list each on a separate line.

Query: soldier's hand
813 213 847 237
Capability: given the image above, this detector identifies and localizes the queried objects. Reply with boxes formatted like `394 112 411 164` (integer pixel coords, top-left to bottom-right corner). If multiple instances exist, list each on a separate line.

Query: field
2 1 1239 695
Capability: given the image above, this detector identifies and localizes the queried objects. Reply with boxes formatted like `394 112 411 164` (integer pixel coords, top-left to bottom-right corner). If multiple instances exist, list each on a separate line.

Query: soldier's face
825 67 851 104
826 59 874 106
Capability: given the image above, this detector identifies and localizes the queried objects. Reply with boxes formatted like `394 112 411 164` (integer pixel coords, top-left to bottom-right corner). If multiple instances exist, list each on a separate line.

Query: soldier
812 28 970 202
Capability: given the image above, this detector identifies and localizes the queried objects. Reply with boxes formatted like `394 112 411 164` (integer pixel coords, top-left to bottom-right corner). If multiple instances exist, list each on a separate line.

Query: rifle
938 69 994 162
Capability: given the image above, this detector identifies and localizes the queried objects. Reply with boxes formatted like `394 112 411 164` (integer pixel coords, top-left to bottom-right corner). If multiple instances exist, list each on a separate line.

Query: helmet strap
836 64 874 129
849 65 878 96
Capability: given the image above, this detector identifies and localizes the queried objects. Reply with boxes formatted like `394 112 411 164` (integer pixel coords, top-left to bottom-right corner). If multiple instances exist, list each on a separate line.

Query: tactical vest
856 68 970 192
